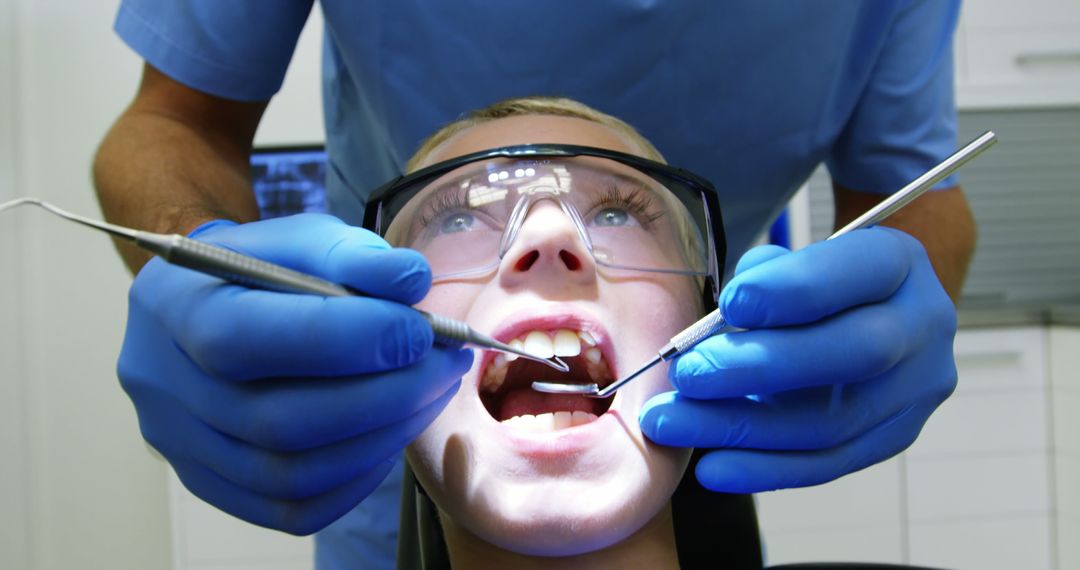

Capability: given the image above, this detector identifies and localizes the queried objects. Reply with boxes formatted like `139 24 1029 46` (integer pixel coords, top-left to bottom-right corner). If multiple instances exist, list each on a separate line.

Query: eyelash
418 189 468 229
591 184 665 228
416 182 666 228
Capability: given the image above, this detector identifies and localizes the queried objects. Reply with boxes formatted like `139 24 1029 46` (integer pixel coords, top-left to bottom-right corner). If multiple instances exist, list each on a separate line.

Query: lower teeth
501 410 599 431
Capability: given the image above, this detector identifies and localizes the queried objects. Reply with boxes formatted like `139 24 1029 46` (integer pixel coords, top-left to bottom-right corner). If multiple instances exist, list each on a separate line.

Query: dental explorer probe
0 197 570 373
533 130 998 398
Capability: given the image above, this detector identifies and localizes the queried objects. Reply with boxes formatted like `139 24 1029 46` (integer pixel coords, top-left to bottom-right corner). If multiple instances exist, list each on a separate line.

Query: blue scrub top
114 1 960 568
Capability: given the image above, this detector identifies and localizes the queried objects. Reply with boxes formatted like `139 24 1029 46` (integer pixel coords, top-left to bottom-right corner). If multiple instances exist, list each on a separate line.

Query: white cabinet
759 326 1063 569
907 326 1054 570
756 458 906 566
1050 326 1080 570
956 0 1080 109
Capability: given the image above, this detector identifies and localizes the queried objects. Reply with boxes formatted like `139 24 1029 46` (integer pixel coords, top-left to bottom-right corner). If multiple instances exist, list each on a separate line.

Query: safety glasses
362 144 726 302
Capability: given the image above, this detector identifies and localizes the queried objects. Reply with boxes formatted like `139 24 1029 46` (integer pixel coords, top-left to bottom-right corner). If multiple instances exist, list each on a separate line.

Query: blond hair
405 96 666 173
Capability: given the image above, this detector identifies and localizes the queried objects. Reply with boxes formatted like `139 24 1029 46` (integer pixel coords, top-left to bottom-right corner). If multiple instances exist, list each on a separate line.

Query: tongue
498 388 600 421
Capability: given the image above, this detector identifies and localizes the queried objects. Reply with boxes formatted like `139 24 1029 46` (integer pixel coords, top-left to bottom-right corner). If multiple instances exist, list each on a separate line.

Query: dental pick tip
485 337 570 372
548 356 571 372
524 355 570 372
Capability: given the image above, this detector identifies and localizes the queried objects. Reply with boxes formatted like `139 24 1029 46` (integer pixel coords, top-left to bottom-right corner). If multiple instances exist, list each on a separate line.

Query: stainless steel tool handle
662 309 726 359
136 233 549 361
832 131 997 237
420 311 471 349
137 233 353 297
1 198 569 369
659 130 998 364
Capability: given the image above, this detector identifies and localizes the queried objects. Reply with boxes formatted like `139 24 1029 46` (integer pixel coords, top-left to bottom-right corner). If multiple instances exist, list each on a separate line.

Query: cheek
609 276 701 396
613 276 702 340
406 282 484 493
414 281 484 317
406 380 481 504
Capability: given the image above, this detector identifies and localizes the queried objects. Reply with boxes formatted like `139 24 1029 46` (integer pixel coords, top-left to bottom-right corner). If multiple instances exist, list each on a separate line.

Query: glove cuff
187 219 239 238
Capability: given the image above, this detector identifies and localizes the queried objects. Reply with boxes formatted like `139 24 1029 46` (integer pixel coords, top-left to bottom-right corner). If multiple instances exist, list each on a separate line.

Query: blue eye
441 212 475 233
593 208 629 227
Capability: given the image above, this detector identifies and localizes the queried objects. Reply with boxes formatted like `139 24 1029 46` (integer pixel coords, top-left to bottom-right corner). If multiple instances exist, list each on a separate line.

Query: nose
499 199 598 291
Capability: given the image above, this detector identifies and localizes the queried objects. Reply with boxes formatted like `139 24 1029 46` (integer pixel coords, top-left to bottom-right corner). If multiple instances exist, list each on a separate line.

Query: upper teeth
553 329 581 356
523 331 555 358
480 329 608 393
522 329 594 359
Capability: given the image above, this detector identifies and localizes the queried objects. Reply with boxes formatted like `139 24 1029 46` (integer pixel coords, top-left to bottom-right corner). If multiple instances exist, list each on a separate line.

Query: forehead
418 115 648 169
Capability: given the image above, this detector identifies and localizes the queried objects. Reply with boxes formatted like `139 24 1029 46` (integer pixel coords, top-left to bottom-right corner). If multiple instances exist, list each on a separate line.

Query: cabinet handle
955 352 1022 369
1016 51 1080 66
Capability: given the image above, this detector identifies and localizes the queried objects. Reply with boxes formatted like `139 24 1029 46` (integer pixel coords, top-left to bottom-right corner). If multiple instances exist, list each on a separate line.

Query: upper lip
489 304 604 344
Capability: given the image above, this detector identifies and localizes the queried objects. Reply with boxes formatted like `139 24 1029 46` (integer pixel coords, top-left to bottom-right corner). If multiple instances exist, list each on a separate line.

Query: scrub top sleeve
826 0 961 194
114 0 314 102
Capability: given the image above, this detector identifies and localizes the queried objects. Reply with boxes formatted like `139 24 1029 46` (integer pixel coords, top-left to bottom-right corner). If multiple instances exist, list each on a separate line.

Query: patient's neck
440 502 680 570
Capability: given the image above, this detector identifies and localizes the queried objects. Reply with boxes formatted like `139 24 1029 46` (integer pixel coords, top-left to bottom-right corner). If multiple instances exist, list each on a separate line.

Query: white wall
2 1 170 568
0 2 323 569
0 0 30 567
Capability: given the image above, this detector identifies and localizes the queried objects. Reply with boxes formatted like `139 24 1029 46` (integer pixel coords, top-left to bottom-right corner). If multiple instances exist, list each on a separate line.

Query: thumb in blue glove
120 213 473 534
640 227 957 493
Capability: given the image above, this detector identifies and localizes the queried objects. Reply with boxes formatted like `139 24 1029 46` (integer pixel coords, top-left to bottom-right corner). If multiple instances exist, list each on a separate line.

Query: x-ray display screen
250 146 327 219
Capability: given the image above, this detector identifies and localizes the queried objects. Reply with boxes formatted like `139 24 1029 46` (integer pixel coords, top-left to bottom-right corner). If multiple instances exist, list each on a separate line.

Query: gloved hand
119 214 472 534
640 227 957 492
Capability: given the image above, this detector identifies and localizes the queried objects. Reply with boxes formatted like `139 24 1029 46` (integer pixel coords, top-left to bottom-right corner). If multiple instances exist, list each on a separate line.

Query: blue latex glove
640 227 957 492
119 214 472 534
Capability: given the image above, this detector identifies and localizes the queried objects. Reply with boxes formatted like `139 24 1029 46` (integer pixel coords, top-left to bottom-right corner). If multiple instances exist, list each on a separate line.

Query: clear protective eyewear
363 145 726 302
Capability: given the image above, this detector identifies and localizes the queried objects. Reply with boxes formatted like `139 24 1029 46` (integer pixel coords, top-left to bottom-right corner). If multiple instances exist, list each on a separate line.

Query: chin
407 302 692 557
456 465 683 557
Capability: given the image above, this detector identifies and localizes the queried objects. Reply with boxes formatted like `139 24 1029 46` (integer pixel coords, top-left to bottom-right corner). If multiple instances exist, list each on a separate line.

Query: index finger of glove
670 302 910 398
732 244 789 276
719 228 912 328
198 214 432 305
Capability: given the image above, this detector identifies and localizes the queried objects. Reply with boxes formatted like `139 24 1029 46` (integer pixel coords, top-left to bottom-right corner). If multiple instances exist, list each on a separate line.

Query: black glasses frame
361 144 726 304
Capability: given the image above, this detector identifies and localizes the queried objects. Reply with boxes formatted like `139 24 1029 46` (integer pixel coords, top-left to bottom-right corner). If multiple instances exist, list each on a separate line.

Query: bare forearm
93 111 259 272
93 64 268 273
833 184 976 302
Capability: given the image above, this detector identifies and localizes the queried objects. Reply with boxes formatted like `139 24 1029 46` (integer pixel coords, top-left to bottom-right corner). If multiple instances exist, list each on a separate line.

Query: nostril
513 250 583 272
559 250 581 271
515 250 540 272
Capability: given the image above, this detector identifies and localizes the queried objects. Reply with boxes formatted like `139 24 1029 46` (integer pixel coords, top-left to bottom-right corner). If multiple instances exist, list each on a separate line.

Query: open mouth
479 328 615 431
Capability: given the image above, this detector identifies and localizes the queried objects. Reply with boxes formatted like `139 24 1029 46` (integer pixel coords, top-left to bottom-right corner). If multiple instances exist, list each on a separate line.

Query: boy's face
405 115 697 556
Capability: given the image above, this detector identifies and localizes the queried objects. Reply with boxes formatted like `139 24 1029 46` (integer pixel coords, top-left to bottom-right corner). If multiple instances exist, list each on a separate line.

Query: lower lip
496 410 623 458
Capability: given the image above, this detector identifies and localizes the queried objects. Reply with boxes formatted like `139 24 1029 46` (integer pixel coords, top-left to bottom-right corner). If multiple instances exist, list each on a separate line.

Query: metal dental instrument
0 197 569 373
533 130 999 398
